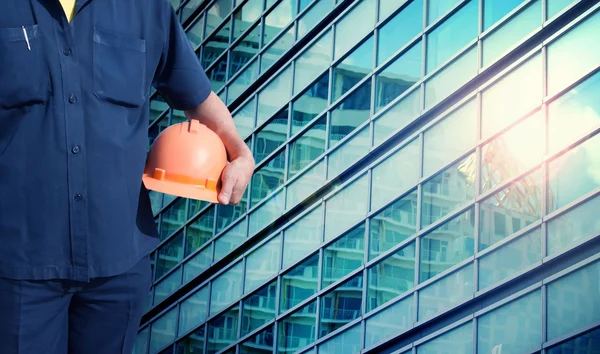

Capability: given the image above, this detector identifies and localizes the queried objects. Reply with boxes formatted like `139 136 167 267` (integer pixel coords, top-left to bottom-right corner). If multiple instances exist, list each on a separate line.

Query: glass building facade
136 0 600 353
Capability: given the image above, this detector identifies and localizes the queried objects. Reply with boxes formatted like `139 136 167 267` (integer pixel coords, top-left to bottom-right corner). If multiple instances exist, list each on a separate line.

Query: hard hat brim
142 174 219 203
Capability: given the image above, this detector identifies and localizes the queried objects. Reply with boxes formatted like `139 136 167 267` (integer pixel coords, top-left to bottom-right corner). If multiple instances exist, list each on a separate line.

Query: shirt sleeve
152 0 212 111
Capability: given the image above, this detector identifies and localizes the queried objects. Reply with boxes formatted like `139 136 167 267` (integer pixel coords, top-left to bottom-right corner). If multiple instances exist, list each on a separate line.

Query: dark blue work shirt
0 0 211 281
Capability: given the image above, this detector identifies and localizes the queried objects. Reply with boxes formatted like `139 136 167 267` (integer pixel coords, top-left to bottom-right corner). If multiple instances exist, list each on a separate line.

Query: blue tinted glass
378 0 423 66
244 235 281 293
207 305 239 354
210 261 243 315
150 94 169 123
319 274 363 337
364 295 413 347
483 0 525 30
427 0 460 24
232 97 256 140
280 253 320 312
327 124 370 179
279 301 317 352
368 242 416 311
205 0 233 38
150 309 178 353
373 87 421 146
286 159 326 209
318 324 362 354
479 228 541 290
232 0 263 41
230 24 262 79
333 36 374 103
417 322 473 353
156 232 184 280
334 0 376 60
183 244 212 283
419 264 473 321
179 286 209 335
257 65 292 126
547 0 575 19
297 0 335 38
134 328 149 354
203 24 229 69
288 117 327 178
154 267 182 305
264 0 295 45
248 190 285 236
242 281 277 336
261 26 295 73
329 81 372 148
176 326 205 354
376 41 422 112
228 58 259 105
294 30 333 95
324 174 369 241
420 208 475 282
547 327 600 354
251 151 286 207
322 224 365 288
370 189 418 260
426 0 478 74
292 74 329 135
214 219 247 261
477 290 542 354
282 206 323 268
206 55 228 92
185 208 214 257
160 198 187 240
240 325 274 354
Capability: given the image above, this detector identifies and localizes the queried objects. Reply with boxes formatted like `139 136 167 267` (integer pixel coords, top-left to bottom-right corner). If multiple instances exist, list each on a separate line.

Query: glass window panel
261 26 295 73
203 25 230 69
483 0 525 30
547 327 600 354
329 81 372 148
424 45 478 110
183 244 213 283
280 253 319 312
547 10 600 97
257 65 292 126
376 41 422 112
547 0 575 19
479 228 541 290
179 287 209 335
286 159 326 209
547 193 600 256
253 111 288 164
232 98 256 139
230 24 262 80
292 74 329 135
186 16 204 50
318 324 361 354
207 305 240 354
228 58 260 105
134 328 149 354
163 194 177 210
482 0 541 67
419 264 473 321
548 71 600 155
420 208 475 282
171 109 187 125
379 0 411 23
205 0 233 37
294 29 333 95
215 190 248 234
242 281 277 336
417 321 473 353
282 205 323 269
176 326 205 354
181 0 203 23
373 87 421 146
370 190 418 260
367 241 416 311
214 227 246 262
185 208 215 257
278 301 317 353
240 325 274 354
150 308 178 354
263 0 296 46
288 117 327 179
245 235 281 293
378 0 423 66
299 0 314 13
150 95 169 123
371 138 420 211
150 191 163 216
154 267 182 305
297 0 335 38
422 154 476 228
332 36 374 103
426 0 478 74
206 55 228 92
333 0 376 60
477 290 542 354
160 198 188 240
479 168 543 250
232 0 263 41
322 224 365 288
324 173 369 242
319 274 363 337
156 232 185 280
364 295 413 347
210 261 243 315
481 111 545 193
427 0 460 25
327 124 370 179
248 190 286 236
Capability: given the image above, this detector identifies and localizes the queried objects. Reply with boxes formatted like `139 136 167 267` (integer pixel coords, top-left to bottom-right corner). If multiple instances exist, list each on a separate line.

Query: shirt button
71 145 80 154
63 48 71 56
69 94 77 104
74 194 83 202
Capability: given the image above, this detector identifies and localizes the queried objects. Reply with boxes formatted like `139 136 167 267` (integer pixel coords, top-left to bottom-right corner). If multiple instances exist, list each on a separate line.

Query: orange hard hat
142 119 227 203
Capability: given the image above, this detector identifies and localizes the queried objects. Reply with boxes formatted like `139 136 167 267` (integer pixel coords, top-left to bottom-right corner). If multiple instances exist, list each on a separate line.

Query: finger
229 176 248 205
218 166 237 205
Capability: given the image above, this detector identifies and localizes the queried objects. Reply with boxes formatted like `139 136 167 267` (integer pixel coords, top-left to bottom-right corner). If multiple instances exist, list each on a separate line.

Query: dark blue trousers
0 256 151 354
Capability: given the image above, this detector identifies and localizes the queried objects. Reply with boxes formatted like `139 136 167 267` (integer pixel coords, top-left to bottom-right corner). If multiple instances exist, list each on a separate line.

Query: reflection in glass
477 290 541 354
240 325 274 354
376 40 422 112
547 9 600 97
181 0 203 23
297 0 334 38
286 159 326 209
483 0 525 30
242 281 277 337
185 15 204 50
134 328 149 354
333 0 376 60
230 24 262 80
327 124 370 179
253 110 288 164
332 36 373 103
179 287 209 335
417 321 473 353
367 242 416 312
249 189 285 235
378 0 423 66
329 81 372 148
150 308 178 354
480 111 544 193
202 25 230 70
547 0 575 19
185 208 214 257
176 326 205 354
319 274 363 337
370 189 417 260
150 95 169 123
426 0 478 74
427 0 460 25
371 138 420 211
547 327 600 354
278 301 317 354
154 266 182 305
318 324 361 354
215 190 248 234
422 155 475 228
232 0 263 41
261 26 295 73
206 55 228 92
228 58 260 104
232 97 256 139
183 244 213 283
547 193 600 256
282 205 323 268
280 253 319 312
160 198 187 240
324 173 369 242
245 235 281 293
419 264 473 321
294 29 333 95
364 295 413 347
292 74 329 135
479 228 541 290
263 0 295 46
156 232 184 280
149 191 163 216
257 65 292 127
205 0 233 38
288 117 327 178
480 169 543 250
207 305 239 354
420 208 475 283
210 261 243 315
322 224 365 288
373 87 421 146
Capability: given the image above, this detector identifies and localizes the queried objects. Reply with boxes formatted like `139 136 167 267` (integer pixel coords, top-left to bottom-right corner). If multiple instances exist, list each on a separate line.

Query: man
0 0 254 353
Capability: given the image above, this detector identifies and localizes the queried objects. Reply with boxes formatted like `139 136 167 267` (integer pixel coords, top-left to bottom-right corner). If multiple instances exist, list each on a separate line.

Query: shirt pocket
0 24 50 109
93 27 147 108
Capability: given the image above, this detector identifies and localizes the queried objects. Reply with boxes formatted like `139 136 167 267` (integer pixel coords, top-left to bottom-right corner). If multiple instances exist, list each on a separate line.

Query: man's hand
185 92 255 205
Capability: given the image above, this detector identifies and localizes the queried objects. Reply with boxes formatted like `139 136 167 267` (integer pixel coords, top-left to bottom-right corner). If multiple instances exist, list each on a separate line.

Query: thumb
218 166 237 205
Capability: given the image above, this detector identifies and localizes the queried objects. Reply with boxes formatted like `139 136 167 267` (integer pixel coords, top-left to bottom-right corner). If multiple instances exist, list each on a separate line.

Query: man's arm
184 92 254 205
